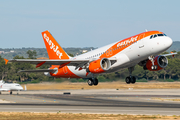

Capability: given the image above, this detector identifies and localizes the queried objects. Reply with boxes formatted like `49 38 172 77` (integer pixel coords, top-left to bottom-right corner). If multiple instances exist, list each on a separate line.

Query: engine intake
87 58 111 73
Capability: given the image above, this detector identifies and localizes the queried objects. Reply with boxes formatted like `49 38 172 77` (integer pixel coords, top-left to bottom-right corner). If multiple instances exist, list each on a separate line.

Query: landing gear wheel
87 79 93 86
151 65 157 70
10 91 12 95
93 78 98 86
125 76 136 84
125 77 131 84
131 76 136 84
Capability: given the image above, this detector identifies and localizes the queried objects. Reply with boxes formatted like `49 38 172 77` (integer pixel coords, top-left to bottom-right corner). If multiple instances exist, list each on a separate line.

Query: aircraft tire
125 77 131 84
131 76 136 84
87 79 93 86
93 78 98 86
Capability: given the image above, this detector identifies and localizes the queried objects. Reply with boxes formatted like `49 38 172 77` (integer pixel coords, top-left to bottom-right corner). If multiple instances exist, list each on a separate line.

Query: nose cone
165 37 173 48
18 86 24 91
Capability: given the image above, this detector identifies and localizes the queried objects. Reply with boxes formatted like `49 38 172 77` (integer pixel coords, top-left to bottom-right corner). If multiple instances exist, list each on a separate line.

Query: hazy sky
0 0 180 48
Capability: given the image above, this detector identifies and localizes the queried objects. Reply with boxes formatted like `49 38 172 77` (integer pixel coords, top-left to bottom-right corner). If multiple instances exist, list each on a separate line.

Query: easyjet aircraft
4 30 175 86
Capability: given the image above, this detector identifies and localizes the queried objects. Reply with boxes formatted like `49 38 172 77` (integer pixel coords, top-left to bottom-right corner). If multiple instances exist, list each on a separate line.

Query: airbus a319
4 30 176 86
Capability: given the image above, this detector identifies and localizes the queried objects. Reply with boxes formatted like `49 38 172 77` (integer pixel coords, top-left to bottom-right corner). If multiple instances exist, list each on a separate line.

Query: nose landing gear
148 56 157 70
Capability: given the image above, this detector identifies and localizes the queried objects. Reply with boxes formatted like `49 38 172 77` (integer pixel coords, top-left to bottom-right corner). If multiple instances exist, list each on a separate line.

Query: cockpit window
150 35 153 39
154 34 157 38
157 34 164 36
150 33 167 39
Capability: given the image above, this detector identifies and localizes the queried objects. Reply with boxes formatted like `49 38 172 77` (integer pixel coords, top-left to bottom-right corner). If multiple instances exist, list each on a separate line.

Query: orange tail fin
42 30 70 60
4 58 9 64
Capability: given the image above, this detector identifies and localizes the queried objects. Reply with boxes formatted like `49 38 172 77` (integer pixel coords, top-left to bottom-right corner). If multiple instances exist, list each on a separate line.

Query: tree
0 56 11 80
11 55 34 82
27 50 37 59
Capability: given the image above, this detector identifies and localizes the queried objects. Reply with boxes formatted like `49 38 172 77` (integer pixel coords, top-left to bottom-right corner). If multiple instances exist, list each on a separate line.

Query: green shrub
78 79 84 82
137 78 147 82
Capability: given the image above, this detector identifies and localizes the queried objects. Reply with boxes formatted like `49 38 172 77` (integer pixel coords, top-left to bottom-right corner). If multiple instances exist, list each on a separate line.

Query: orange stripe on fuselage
100 31 163 59
49 65 81 78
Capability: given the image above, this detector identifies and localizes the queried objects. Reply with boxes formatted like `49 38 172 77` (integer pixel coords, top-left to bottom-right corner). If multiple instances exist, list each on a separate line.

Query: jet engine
87 58 111 73
144 55 168 71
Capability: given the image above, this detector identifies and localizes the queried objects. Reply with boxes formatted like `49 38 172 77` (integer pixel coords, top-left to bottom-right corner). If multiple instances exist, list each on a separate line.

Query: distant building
10 50 15 53
4 52 10 54
0 51 4 54
82 50 88 53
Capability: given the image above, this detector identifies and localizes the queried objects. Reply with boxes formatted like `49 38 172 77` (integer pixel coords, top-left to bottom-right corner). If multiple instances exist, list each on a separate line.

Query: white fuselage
0 82 23 92
65 35 172 78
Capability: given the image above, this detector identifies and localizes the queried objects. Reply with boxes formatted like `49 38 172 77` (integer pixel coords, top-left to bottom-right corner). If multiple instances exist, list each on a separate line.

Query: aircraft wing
18 69 56 73
7 59 90 66
162 52 177 57
0 88 10 91
6 58 117 68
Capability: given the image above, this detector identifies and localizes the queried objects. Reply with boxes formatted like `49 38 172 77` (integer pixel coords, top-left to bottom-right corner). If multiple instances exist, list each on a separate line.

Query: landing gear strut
148 56 157 70
125 66 136 84
87 78 98 86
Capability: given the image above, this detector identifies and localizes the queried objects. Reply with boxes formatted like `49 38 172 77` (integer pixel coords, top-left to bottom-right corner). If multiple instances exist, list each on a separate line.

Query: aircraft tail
42 30 70 60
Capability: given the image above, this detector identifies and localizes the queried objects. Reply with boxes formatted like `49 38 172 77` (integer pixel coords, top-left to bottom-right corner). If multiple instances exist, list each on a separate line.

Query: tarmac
0 89 180 115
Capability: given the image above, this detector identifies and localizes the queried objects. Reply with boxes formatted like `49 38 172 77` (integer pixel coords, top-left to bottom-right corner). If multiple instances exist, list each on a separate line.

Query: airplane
4 30 176 86
0 80 24 94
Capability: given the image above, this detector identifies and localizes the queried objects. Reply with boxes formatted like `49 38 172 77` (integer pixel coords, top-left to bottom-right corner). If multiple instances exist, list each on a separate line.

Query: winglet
4 59 9 65
170 52 176 57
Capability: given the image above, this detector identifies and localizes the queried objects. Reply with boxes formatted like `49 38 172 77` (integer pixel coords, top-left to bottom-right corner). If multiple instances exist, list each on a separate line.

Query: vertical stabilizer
42 30 70 59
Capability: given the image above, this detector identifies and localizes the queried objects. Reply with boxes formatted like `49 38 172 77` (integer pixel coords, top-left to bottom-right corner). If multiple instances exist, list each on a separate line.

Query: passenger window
150 35 153 39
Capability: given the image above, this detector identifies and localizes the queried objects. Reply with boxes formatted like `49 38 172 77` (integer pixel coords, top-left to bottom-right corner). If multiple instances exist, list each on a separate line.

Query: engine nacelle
145 55 168 71
87 58 111 73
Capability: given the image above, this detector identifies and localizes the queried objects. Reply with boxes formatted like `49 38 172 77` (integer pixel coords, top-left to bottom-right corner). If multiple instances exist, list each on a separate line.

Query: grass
0 112 180 120
21 81 180 90
152 98 180 102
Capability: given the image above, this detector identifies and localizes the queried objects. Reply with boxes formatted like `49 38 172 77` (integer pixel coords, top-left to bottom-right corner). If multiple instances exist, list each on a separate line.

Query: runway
0 89 180 115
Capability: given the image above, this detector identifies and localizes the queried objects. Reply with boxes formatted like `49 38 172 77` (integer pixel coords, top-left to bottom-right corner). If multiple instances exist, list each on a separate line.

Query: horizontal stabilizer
18 69 56 73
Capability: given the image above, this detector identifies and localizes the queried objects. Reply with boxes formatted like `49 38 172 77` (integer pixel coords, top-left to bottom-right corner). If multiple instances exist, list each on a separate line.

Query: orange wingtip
4 58 9 64
170 52 175 57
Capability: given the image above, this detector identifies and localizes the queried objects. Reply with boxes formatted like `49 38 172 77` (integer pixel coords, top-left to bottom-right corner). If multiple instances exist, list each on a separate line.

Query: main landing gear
87 78 98 86
125 66 136 84
125 76 136 84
